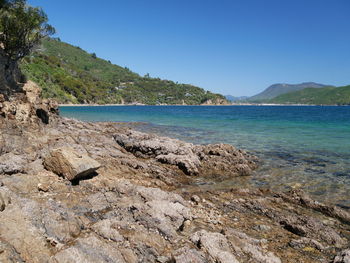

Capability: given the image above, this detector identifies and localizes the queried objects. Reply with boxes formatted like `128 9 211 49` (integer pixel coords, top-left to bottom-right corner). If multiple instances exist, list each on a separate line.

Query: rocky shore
0 82 349 262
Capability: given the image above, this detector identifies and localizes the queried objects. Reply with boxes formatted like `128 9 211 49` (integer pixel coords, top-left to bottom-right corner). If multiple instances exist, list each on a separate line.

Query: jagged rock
240 198 346 247
44 146 101 181
50 235 126 263
129 186 191 240
190 230 239 263
225 228 281 263
91 219 124 242
289 237 325 251
173 248 207 263
0 81 58 124
333 249 350 263
114 130 258 176
278 189 350 224
0 152 27 175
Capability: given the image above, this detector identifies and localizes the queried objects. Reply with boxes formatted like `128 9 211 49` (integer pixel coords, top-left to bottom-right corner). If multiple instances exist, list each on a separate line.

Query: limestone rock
44 147 101 181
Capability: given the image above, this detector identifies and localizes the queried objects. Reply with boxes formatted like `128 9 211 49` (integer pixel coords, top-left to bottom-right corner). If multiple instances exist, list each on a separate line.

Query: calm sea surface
60 105 350 207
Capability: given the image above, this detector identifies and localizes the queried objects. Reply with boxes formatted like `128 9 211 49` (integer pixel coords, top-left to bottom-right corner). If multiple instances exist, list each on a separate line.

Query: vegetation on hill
269 85 350 105
248 82 329 102
20 38 227 105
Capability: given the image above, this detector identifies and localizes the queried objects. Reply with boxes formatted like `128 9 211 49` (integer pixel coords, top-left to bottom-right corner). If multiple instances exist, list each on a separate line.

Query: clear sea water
60 105 350 208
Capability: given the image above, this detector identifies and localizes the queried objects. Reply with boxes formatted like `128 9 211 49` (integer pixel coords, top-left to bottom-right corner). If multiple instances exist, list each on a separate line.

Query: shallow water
60 105 350 207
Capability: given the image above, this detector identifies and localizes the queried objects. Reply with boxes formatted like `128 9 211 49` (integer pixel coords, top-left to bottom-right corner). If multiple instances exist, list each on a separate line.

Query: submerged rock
44 147 101 181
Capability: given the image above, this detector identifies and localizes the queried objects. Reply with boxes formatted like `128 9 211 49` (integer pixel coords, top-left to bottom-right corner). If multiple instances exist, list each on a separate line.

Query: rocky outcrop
0 81 58 125
44 147 101 181
0 86 349 262
114 130 258 177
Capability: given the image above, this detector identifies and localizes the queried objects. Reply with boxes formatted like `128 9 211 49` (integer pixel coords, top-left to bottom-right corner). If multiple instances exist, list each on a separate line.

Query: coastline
1 87 349 262
59 103 350 107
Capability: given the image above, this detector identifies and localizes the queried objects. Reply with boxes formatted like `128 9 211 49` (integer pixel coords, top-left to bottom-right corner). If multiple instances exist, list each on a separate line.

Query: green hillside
20 38 227 105
269 85 350 105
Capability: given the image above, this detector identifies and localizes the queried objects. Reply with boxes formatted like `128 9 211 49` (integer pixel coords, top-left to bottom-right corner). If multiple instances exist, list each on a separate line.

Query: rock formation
0 82 349 262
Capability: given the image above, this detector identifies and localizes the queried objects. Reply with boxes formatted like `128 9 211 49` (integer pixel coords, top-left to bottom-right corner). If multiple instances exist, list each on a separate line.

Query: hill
20 38 227 105
249 82 329 102
269 85 350 105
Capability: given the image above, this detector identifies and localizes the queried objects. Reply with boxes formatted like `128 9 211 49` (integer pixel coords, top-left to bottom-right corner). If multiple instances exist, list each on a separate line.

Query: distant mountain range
248 82 331 102
225 95 249 102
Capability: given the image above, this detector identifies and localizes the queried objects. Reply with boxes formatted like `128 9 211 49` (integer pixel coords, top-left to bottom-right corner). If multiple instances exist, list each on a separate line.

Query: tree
0 0 55 95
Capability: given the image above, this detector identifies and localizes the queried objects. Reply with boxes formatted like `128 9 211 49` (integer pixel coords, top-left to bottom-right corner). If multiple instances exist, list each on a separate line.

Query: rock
190 230 239 263
132 198 191 240
0 152 27 175
254 224 271 231
114 130 258 177
174 248 207 263
91 219 124 242
50 235 126 263
289 237 325 251
333 249 350 263
225 228 281 263
278 189 350 225
0 188 11 211
44 147 101 181
191 195 201 204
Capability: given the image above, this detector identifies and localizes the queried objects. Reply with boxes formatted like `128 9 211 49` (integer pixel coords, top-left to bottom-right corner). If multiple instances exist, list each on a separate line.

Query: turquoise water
60 105 350 207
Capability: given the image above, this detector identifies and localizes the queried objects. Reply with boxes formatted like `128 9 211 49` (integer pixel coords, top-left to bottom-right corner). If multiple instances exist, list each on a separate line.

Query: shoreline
1 86 350 262
59 103 350 107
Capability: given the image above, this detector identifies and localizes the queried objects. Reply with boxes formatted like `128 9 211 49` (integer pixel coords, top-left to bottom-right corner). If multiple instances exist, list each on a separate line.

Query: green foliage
269 85 350 105
0 0 55 61
21 38 227 105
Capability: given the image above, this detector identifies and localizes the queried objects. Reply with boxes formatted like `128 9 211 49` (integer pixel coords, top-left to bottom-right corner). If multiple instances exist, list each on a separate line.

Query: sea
60 105 350 208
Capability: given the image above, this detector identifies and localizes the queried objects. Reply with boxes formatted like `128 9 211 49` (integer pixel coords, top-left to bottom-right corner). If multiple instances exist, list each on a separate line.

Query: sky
28 0 350 96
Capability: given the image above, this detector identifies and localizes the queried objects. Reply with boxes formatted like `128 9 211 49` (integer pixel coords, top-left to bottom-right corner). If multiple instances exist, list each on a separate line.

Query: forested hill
20 38 227 105
269 85 350 105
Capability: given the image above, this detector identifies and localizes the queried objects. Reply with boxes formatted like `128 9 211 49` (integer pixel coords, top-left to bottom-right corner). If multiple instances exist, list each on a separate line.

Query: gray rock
0 153 27 175
225 228 281 263
50 235 126 263
44 147 101 181
190 230 239 263
174 248 207 263
254 224 271 232
91 219 124 242
333 249 350 263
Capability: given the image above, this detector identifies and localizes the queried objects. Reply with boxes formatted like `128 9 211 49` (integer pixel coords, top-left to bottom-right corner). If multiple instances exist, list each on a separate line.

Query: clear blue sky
28 0 350 96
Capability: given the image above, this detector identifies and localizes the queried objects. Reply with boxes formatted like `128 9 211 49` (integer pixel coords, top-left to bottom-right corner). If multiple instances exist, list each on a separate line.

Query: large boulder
44 147 101 181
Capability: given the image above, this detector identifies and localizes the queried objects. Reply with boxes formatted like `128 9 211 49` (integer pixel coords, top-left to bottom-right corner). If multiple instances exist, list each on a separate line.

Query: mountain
20 38 227 105
225 95 249 102
269 85 350 105
249 82 330 102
